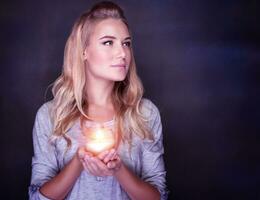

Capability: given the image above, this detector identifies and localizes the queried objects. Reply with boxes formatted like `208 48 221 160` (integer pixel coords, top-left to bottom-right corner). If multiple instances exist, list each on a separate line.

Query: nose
115 44 126 59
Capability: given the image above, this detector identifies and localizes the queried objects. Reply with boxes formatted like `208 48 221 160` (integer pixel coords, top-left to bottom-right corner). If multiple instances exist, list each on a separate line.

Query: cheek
126 51 132 65
86 45 111 66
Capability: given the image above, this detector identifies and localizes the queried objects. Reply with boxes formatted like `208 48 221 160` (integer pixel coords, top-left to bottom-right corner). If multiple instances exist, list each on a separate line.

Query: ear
83 49 88 60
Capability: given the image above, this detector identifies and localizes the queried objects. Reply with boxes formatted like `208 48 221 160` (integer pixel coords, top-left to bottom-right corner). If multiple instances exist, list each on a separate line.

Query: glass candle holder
83 122 115 155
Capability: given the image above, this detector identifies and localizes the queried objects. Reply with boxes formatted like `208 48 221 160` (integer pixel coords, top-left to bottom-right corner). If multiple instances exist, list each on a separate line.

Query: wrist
114 162 125 177
73 154 84 172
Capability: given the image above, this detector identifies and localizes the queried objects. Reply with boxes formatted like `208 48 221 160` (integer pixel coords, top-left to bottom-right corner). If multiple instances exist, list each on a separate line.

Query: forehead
91 18 130 39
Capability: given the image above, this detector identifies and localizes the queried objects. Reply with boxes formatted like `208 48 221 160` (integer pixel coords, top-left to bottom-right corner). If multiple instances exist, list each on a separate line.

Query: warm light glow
95 129 106 140
85 127 115 155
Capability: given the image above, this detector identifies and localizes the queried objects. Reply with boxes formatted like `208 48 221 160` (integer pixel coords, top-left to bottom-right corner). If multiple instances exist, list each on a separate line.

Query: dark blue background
1 0 259 199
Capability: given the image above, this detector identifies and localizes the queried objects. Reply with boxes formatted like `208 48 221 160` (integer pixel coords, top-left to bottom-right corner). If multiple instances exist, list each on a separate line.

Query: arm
39 154 83 200
113 100 167 199
113 162 160 200
29 104 83 200
139 101 168 199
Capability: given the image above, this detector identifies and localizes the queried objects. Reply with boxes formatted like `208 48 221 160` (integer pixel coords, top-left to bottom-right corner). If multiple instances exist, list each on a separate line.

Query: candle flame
85 127 115 155
94 128 106 140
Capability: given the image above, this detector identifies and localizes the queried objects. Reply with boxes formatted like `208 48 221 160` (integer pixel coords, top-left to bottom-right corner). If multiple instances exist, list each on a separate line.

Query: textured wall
1 0 259 199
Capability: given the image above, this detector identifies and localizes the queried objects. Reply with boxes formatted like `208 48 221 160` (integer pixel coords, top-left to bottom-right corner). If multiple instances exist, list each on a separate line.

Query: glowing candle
85 127 115 155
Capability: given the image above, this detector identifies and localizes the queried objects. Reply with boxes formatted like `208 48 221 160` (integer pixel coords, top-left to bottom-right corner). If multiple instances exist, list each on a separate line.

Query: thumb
78 147 86 159
107 161 116 169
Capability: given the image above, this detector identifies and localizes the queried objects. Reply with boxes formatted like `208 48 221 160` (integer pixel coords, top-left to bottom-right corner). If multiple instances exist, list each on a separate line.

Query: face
83 18 132 83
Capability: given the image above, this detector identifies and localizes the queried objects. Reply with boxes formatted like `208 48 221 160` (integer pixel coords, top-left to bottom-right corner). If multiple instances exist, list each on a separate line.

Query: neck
84 79 115 122
85 79 114 107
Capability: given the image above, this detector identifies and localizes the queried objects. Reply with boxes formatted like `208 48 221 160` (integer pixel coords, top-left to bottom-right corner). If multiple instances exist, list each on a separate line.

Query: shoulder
141 98 163 142
35 101 53 119
140 98 160 120
34 101 54 131
140 98 162 133
32 101 55 138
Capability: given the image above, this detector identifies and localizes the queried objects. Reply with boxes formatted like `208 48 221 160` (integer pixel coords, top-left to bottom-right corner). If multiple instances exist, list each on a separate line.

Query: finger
85 151 93 157
84 152 94 161
91 157 112 176
84 156 100 176
82 159 92 174
82 162 90 173
107 157 122 171
107 161 116 169
97 150 109 161
78 147 86 160
110 149 118 160
84 153 99 176
103 149 116 164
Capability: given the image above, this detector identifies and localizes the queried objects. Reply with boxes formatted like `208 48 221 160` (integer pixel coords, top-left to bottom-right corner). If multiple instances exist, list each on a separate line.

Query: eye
123 41 131 47
103 40 113 46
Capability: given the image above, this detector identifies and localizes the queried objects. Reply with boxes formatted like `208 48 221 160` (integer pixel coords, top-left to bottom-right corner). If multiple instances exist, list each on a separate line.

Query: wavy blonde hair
50 1 153 148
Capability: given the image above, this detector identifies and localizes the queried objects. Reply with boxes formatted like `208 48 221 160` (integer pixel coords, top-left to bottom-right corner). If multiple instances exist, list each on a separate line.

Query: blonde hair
50 1 153 148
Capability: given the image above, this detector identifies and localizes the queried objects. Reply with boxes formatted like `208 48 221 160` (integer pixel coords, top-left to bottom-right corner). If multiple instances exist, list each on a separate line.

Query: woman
29 1 167 199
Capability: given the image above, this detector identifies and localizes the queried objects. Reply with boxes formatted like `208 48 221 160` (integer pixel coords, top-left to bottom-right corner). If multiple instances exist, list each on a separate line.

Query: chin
112 76 127 82
108 74 127 82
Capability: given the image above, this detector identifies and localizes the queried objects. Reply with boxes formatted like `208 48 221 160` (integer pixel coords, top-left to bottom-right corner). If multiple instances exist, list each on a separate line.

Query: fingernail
78 152 83 158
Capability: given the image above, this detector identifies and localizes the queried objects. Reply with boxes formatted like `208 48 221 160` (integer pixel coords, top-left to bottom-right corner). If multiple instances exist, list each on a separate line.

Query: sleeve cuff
29 185 52 200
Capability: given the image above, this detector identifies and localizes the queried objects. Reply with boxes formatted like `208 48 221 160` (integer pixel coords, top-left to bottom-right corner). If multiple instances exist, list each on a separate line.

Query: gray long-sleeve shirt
29 98 168 199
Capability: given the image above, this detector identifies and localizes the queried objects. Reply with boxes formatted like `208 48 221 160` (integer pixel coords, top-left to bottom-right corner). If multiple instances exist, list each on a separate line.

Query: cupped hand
106 154 122 172
77 148 122 176
98 149 122 174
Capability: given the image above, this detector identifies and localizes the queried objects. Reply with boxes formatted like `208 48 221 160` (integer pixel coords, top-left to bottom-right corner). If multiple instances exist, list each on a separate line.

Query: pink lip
111 64 126 68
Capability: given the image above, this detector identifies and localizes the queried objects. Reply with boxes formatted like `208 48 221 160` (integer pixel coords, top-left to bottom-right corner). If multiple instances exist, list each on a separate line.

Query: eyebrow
99 35 131 40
